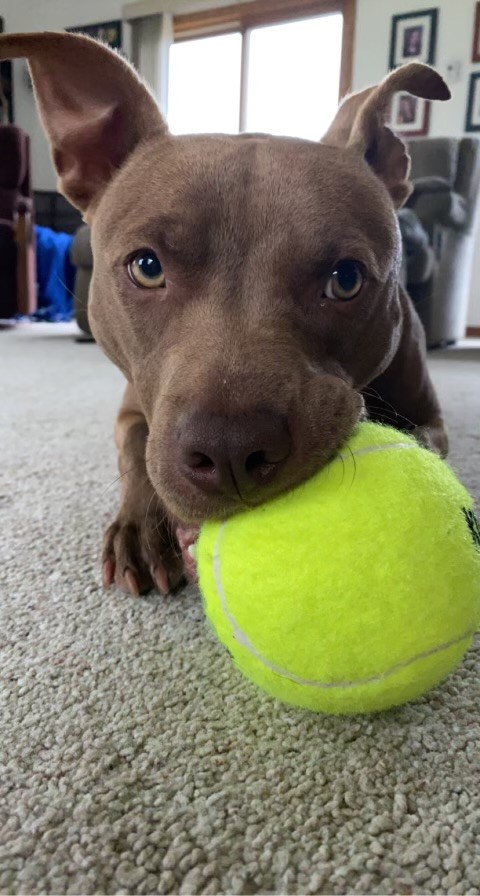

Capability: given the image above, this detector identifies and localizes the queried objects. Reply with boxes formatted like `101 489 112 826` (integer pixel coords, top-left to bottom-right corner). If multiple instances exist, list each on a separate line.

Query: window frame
173 0 356 110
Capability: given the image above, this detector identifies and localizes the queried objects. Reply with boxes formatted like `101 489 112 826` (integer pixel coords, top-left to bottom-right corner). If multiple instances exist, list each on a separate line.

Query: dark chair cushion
0 186 17 220
0 125 28 189
0 219 16 269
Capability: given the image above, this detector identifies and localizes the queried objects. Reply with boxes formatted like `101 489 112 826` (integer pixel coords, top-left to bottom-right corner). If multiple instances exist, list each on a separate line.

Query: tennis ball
198 422 480 714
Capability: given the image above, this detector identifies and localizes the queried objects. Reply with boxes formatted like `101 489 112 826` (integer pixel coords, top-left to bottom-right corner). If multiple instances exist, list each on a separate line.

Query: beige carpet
1 324 479 896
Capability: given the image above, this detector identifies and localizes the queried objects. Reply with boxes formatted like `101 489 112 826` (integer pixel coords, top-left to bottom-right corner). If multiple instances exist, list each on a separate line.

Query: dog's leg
364 286 449 457
102 383 183 596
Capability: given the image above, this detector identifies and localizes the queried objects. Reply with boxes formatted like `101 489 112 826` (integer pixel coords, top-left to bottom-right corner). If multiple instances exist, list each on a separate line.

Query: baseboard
466 326 480 337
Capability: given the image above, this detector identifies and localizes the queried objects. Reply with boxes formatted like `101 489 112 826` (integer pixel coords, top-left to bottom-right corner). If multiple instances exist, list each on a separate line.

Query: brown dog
0 33 450 596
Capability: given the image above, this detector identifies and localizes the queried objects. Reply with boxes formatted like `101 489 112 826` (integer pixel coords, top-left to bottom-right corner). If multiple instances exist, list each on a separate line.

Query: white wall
353 0 480 328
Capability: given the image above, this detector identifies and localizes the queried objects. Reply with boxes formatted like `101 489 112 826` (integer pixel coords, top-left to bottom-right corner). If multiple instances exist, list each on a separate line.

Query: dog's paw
101 513 184 597
413 419 449 458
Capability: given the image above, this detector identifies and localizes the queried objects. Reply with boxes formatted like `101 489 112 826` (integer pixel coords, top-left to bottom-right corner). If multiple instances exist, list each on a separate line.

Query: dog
0 33 450 596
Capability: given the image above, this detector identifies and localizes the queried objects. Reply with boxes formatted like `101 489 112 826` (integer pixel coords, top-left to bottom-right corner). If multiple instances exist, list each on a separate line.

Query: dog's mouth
170 392 367 586
176 524 200 582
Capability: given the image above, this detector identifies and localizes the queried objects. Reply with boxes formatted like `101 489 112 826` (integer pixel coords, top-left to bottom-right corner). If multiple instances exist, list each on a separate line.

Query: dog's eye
324 259 364 301
128 250 166 289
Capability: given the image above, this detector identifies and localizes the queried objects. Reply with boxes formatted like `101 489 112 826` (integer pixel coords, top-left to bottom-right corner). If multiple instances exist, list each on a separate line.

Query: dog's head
0 33 449 524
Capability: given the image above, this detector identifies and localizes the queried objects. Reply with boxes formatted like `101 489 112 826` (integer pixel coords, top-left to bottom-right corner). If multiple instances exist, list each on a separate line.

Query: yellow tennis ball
197 422 480 714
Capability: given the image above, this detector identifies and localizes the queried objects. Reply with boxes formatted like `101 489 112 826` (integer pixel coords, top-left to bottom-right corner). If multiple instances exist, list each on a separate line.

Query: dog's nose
178 409 291 498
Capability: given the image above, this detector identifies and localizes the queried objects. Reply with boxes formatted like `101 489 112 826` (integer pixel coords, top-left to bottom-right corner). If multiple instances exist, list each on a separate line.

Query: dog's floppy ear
323 63 450 207
0 32 167 216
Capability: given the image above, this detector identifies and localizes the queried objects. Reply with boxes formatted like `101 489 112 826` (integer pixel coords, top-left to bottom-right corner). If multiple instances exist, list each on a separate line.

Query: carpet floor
1 324 479 896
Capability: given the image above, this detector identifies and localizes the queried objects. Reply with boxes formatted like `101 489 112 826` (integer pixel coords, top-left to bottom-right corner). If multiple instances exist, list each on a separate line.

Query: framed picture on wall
465 72 480 132
389 92 430 137
472 2 480 62
0 17 14 123
66 20 122 50
388 8 438 69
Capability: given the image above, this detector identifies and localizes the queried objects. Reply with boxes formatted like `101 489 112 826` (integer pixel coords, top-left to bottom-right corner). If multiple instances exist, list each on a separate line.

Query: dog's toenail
124 568 140 597
102 559 115 588
154 566 170 596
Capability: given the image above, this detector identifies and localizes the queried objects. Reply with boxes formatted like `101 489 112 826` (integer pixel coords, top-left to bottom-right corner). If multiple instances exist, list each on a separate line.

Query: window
168 33 242 134
167 0 354 140
244 15 343 140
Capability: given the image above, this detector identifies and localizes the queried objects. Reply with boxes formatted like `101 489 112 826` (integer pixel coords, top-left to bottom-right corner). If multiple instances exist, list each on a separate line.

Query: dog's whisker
362 385 384 400
345 444 357 490
100 463 144 497
143 489 159 556
57 276 91 312
362 398 415 427
362 388 416 429
365 405 416 429
362 389 401 412
363 402 399 418
154 507 171 540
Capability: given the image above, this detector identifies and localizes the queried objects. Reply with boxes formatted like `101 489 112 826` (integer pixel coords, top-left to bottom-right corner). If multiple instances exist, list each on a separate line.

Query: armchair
403 137 480 348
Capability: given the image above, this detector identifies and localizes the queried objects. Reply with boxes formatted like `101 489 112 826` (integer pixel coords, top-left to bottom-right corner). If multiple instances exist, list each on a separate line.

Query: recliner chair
404 137 480 348
0 124 36 319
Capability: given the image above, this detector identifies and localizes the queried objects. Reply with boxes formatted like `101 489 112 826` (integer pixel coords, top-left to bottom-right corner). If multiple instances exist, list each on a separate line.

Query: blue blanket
34 225 76 322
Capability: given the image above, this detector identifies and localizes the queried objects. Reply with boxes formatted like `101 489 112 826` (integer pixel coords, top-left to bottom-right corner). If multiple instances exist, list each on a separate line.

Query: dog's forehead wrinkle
102 132 366 213
94 132 397 279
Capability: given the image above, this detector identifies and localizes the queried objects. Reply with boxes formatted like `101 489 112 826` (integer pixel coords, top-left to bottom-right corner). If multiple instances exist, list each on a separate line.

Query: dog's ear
0 32 167 217
322 63 450 207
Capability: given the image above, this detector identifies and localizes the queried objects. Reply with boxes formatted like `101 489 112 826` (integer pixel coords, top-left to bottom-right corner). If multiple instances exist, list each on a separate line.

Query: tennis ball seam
338 440 417 461
212 517 475 690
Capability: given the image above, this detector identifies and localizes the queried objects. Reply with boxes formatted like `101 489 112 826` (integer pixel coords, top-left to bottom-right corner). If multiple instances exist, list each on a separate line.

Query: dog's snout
179 409 291 499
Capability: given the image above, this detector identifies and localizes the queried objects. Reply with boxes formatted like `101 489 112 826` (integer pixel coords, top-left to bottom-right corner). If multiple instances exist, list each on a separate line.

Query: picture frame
389 92 430 137
388 8 438 69
472 1 480 63
465 72 480 133
0 16 14 123
66 20 122 50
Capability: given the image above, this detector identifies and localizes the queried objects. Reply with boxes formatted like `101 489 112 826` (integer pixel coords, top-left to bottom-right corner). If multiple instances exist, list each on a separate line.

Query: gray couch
402 137 480 348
